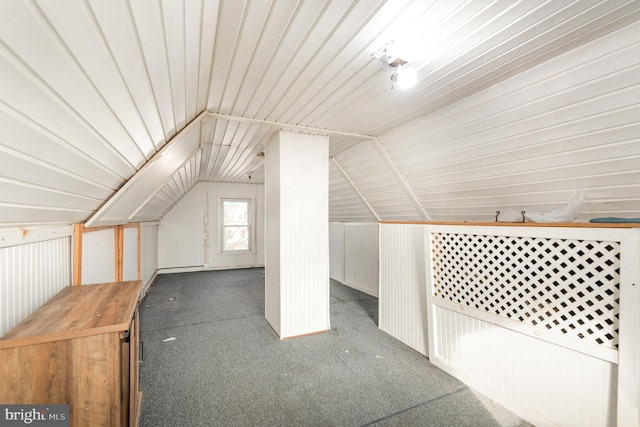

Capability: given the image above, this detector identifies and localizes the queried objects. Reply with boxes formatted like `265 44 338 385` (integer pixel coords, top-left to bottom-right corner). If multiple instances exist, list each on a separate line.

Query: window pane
223 226 249 251
223 201 249 225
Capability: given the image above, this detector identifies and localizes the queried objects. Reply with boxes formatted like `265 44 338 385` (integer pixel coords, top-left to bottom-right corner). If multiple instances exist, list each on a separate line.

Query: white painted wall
0 226 72 335
329 222 379 297
158 181 264 271
158 183 206 269
265 131 330 339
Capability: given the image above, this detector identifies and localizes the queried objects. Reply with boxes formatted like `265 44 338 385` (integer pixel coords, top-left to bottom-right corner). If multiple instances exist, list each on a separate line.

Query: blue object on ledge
589 217 640 223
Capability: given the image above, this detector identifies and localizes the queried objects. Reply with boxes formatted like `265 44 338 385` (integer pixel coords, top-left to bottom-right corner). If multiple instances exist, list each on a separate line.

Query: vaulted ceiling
1 0 639 226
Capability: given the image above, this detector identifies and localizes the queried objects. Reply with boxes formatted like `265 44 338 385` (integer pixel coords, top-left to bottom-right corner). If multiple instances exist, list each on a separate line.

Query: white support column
264 130 330 339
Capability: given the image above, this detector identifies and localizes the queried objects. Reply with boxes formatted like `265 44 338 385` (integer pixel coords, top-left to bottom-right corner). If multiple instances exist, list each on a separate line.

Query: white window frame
220 198 253 253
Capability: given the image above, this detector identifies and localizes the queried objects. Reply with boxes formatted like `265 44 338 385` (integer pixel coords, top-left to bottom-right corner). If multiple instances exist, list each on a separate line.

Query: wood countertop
378 220 640 228
0 280 141 350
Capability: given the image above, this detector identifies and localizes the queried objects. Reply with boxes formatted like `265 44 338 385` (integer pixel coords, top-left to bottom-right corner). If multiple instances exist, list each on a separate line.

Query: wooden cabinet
0 280 142 427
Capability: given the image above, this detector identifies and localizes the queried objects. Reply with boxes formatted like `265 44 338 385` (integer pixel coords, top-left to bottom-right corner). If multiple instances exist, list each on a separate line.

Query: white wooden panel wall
81 228 115 285
344 223 378 297
379 21 640 221
433 306 616 427
378 223 428 356
122 226 138 281
329 223 345 283
329 161 377 222
333 140 421 221
424 225 639 427
329 222 379 296
158 181 265 271
140 222 158 295
158 183 206 270
0 229 71 335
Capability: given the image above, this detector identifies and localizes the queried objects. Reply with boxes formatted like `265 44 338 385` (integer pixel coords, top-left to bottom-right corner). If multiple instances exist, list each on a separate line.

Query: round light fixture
391 66 417 89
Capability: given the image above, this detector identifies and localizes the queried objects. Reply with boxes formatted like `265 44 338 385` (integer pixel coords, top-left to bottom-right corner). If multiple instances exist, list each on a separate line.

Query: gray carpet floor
139 268 531 427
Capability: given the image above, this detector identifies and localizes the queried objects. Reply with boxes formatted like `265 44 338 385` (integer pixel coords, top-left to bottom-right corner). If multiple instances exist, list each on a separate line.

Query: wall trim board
0 224 73 249
157 264 264 275
380 220 640 228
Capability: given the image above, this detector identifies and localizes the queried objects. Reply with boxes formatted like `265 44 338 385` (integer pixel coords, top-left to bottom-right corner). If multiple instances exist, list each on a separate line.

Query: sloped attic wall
329 158 377 222
335 19 640 222
331 139 426 221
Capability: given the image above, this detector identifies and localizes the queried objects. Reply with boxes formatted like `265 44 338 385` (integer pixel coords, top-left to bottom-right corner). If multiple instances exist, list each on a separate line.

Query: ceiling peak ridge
206 111 376 140
85 111 207 227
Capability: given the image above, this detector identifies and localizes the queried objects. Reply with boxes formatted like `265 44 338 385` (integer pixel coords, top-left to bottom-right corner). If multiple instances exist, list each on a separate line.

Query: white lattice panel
431 233 620 349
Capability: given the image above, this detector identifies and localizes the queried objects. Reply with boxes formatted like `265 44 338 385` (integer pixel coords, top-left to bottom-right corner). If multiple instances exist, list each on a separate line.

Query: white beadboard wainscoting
329 222 379 297
0 225 72 335
423 224 639 427
378 223 428 356
0 222 160 336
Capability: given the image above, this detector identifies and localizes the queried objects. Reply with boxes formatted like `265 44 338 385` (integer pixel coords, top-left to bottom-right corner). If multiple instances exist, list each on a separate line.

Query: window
221 199 251 252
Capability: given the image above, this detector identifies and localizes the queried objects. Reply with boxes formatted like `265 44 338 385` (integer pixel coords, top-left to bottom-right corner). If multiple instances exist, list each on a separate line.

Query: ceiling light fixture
391 66 417 90
373 41 418 90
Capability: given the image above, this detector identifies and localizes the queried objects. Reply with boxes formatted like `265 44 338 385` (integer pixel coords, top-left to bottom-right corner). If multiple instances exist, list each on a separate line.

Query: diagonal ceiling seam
331 156 380 221
373 137 430 220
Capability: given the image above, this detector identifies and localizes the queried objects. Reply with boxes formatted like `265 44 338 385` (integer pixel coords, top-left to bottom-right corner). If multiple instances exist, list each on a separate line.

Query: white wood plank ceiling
1 0 639 225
